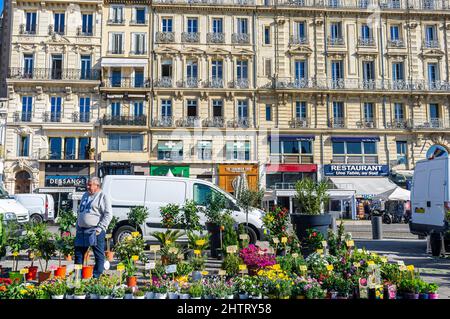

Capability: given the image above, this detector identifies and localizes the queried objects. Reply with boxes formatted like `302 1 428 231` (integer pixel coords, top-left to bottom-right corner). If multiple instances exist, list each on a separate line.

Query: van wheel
242 225 258 245
382 214 392 224
30 214 44 224
430 232 442 257
114 225 138 244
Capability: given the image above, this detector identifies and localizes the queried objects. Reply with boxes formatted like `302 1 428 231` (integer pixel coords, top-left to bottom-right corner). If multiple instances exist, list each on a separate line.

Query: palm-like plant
294 178 329 215
151 229 184 246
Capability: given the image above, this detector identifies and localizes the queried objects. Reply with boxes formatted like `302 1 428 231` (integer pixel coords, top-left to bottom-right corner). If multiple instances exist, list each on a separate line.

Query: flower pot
99 295 110 300
133 295 145 300
37 271 52 283
419 293 429 299
191 297 201 299
227 295 234 299
428 293 439 299
239 293 249 299
105 251 115 262
404 293 419 299
124 293 133 299
290 214 332 242
54 265 67 278
73 294 86 299
328 291 338 299
89 294 99 299
145 291 155 299
179 293 190 299
81 266 93 279
9 271 23 283
64 255 72 262
168 292 179 299
205 222 221 259
66 294 74 299
192 270 203 282
25 266 38 281
51 295 65 299
154 293 167 299
126 276 137 287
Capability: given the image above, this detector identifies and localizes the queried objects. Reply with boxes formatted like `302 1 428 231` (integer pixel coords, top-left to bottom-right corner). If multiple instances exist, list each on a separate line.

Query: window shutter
131 33 135 53
132 7 136 22
265 59 272 77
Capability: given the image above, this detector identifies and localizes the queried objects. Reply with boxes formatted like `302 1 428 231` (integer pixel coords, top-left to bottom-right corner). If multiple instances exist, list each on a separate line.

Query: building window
226 141 250 160
266 172 316 190
330 22 342 40
162 18 173 32
157 140 183 160
427 63 439 88
50 97 62 122
134 69 144 87
81 14 93 35
23 54 34 77
79 97 90 122
161 100 172 117
237 100 248 119
332 101 344 127
265 104 272 121
110 33 124 54
133 101 144 116
237 18 248 34
396 141 407 165
295 60 307 82
80 55 92 80
49 137 62 159
134 7 146 24
64 137 76 160
108 134 143 152
187 18 198 33
363 102 374 122
21 96 33 122
53 13 65 34
186 60 198 80
361 24 371 39
212 18 223 33
295 21 306 40
236 60 248 80
51 54 63 79
161 59 173 78
197 141 212 160
264 26 270 44
394 103 404 121
390 25 400 41
425 25 437 42
213 100 223 117
392 62 404 81
111 101 121 117
25 12 37 34
78 137 91 160
187 100 198 117
211 60 223 79
362 61 375 81
18 135 30 157
332 141 378 164
429 103 440 127
132 33 146 54
331 60 343 81
270 138 313 164
296 101 307 119
110 6 124 23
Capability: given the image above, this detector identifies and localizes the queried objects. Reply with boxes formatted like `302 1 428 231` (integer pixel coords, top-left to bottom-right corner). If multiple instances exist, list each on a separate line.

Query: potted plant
222 253 242 277
239 244 276 275
141 285 154 299
133 289 145 299
105 216 119 262
81 248 94 279
36 230 56 283
48 279 67 299
291 178 331 241
189 282 203 299
111 286 125 299
124 287 134 299
127 206 149 232
180 200 202 237
190 253 207 281
55 209 77 236
203 194 228 259
7 227 25 283
152 230 184 265
167 281 179 299
114 232 146 286
398 278 420 299
427 283 439 299
179 283 190 299
153 281 168 299
73 283 87 299
236 187 264 240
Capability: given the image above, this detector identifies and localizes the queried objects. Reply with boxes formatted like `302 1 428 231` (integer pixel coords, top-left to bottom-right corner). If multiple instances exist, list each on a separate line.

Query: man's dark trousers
74 229 106 278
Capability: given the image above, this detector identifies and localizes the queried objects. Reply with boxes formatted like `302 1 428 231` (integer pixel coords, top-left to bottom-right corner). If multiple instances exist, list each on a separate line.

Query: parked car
410 155 450 255
0 186 30 224
101 175 265 244
13 193 55 223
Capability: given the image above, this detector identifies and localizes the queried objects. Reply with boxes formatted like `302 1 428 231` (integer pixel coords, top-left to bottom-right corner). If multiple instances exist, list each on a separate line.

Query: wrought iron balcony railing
386 120 410 129
229 79 250 89
177 78 200 88
204 78 224 88
102 77 150 88
8 68 100 81
207 33 225 44
100 115 147 126
232 33 250 44
409 118 446 129
289 118 310 128
156 32 175 43
203 117 225 128
152 116 174 127
356 119 376 128
43 111 62 123
329 118 346 128
388 39 405 47
19 24 36 35
72 112 91 123
358 37 375 46
182 32 200 43
107 19 125 25
289 36 308 45
13 111 32 122
154 77 173 88
327 37 345 46
227 117 251 128
76 26 93 36
176 116 202 127
423 39 439 48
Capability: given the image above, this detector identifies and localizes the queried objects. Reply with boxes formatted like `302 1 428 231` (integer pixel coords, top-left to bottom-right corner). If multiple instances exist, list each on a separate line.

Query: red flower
312 232 317 237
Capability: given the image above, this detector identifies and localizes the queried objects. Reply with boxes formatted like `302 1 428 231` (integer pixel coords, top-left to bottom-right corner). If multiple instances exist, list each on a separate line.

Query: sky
0 1 3 14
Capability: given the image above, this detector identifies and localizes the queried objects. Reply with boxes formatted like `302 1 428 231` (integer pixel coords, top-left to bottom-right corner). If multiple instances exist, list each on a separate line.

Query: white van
410 156 450 253
102 175 265 244
0 186 30 224
14 194 55 223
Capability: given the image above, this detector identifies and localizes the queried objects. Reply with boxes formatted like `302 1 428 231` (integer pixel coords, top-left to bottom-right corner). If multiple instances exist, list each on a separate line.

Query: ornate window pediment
206 47 231 56
287 46 313 57
154 47 180 55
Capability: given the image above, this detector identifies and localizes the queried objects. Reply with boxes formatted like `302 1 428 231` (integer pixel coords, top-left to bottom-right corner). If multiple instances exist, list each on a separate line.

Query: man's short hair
88 177 101 186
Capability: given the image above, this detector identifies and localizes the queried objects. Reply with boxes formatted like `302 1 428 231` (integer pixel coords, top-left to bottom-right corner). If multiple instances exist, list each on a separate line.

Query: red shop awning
266 164 317 173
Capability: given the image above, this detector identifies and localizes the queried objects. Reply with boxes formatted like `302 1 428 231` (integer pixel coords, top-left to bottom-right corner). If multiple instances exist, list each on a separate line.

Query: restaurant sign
324 164 389 177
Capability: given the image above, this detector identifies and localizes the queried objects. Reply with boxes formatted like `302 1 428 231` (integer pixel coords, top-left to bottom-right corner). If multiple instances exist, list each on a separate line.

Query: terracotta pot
25 266 38 281
38 271 52 283
54 265 67 278
64 255 72 262
105 251 114 262
126 276 137 287
81 266 94 279
161 256 169 265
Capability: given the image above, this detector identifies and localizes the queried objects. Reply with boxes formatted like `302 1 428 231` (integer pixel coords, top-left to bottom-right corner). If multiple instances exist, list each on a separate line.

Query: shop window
157 140 183 161
64 137 76 160
108 134 143 152
332 141 378 164
266 172 316 189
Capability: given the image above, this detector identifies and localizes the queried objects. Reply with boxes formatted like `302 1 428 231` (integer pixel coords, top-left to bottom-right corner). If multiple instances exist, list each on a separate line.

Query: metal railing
100 115 147 126
423 39 439 48
13 111 32 122
43 111 62 123
182 32 200 43
203 117 225 127
356 119 376 128
152 116 174 127
107 19 125 25
329 118 346 128
274 0 448 9
409 118 447 129
358 37 375 46
102 77 150 88
227 117 251 128
154 77 173 88
72 112 91 123
207 33 225 43
8 68 100 81
289 118 310 128
232 33 250 44
327 36 345 46
177 77 200 88
156 32 175 43
19 24 36 35
204 78 224 88
153 0 255 4
177 116 202 127
229 79 250 89
388 39 405 47
386 120 410 129
289 36 308 45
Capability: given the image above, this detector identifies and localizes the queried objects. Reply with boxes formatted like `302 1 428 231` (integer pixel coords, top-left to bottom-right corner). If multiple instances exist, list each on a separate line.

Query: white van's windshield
0 186 9 199
193 183 238 210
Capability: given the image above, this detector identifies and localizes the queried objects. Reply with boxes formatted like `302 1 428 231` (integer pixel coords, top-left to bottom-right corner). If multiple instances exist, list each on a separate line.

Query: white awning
327 189 356 199
101 58 148 67
329 177 397 196
373 187 410 201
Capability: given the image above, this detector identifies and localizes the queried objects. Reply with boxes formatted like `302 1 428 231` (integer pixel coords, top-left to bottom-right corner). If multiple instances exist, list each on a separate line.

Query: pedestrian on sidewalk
74 177 112 278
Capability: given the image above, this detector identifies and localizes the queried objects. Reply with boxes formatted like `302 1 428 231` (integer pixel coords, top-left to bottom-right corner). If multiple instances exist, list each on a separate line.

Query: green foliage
114 233 146 276
204 193 228 225
56 210 77 234
276 254 306 275
304 228 325 251
107 216 119 234
189 283 204 298
176 261 194 277
236 188 264 213
294 178 329 215
151 230 184 246
222 214 239 253
221 253 242 276
127 206 149 231
180 200 202 232
189 253 207 271
160 204 181 228
0 215 6 258
55 235 75 259
187 231 209 250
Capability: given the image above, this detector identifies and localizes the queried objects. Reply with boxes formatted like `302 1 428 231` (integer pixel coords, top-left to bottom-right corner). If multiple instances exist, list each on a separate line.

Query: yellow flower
131 255 139 261
131 231 140 238
20 289 28 294
166 240 172 245
194 250 201 255
201 271 209 276
195 240 206 246
272 264 281 271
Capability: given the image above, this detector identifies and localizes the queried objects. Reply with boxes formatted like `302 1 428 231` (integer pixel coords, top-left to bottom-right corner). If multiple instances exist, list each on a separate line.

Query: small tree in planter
292 178 330 243
160 204 181 229
36 233 57 283
105 216 119 262
236 188 264 228
204 194 230 259
127 206 149 232
56 209 77 236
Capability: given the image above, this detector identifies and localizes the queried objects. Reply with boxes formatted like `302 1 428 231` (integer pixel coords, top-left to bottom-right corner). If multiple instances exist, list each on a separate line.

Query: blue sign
45 175 87 188
426 145 448 160
324 164 389 177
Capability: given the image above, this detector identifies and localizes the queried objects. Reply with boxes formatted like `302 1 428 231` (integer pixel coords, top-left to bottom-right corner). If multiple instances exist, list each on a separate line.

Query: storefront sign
266 164 317 173
324 165 389 177
218 165 258 193
45 175 88 188
150 165 190 178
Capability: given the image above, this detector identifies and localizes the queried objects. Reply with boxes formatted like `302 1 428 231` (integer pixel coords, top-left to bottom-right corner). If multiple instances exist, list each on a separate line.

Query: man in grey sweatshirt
74 177 112 278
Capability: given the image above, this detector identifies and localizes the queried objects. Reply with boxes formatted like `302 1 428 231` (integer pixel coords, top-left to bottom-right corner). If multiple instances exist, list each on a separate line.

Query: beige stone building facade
1 0 450 211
